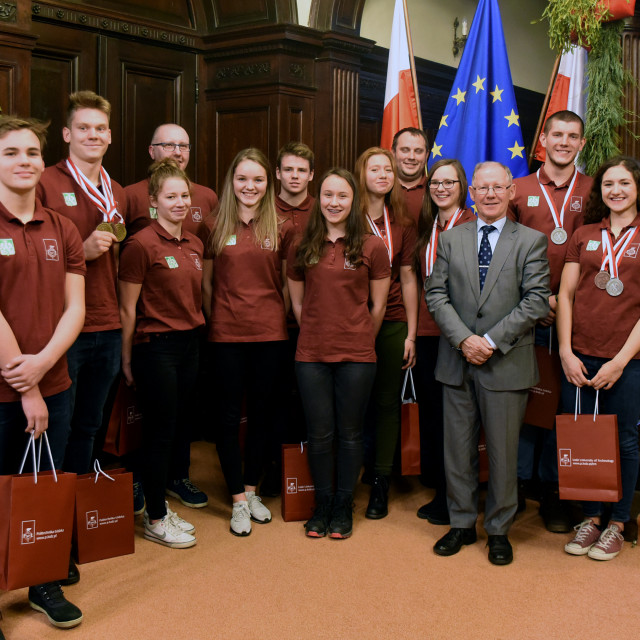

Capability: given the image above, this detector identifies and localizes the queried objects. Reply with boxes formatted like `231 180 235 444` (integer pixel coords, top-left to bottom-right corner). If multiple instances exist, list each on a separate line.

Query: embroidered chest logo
62 192 77 207
226 235 236 246
190 253 202 270
0 238 15 255
570 196 583 212
43 239 59 261
191 207 203 223
344 257 356 270
527 195 539 207
624 243 639 259
165 256 179 269
149 207 158 220
586 240 601 251
261 237 272 250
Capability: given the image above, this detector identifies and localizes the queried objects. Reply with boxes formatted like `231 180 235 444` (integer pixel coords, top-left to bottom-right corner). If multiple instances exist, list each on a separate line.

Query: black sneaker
305 495 333 538
59 557 80 586
28 582 83 629
166 478 209 508
328 495 353 539
133 481 146 516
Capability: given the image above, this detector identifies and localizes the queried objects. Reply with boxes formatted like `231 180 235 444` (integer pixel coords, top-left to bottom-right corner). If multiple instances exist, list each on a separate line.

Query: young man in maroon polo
275 142 315 232
0 117 85 629
392 127 428 223
508 110 593 533
125 123 218 237
124 123 216 510
37 91 125 582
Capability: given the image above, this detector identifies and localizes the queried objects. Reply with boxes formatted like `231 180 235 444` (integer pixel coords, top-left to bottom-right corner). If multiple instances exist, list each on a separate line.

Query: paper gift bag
556 390 622 502
524 345 562 430
73 464 135 564
281 443 315 522
103 379 143 456
400 369 421 476
0 435 76 590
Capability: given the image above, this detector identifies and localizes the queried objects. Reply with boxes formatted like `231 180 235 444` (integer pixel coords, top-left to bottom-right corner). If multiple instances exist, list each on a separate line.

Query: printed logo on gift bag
559 449 572 467
86 511 98 530
21 521 36 545
286 478 298 494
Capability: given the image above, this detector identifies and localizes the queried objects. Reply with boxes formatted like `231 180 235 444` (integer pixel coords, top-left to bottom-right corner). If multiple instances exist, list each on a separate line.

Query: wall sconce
453 17 468 57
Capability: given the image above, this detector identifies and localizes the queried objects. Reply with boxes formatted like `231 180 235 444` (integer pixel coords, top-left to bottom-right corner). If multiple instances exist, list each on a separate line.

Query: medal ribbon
367 206 394 266
65 159 122 223
600 226 639 279
425 208 463 277
537 168 578 231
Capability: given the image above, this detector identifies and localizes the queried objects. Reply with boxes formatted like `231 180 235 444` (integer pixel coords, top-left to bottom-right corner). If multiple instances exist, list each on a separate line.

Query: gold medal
594 271 610 289
112 222 127 242
96 222 113 233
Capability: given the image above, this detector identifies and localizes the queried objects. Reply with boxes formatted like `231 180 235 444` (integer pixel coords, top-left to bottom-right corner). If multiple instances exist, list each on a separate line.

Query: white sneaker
165 501 195 534
230 501 251 536
245 491 272 524
144 514 196 549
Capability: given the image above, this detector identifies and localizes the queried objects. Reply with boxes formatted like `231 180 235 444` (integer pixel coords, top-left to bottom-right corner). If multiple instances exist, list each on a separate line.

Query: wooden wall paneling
0 26 38 118
622 10 640 159
209 0 297 29
30 23 98 168
103 37 197 186
309 0 366 34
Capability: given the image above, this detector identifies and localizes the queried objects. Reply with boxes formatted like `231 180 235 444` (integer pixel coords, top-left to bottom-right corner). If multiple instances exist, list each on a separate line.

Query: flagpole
402 0 423 130
528 54 561 168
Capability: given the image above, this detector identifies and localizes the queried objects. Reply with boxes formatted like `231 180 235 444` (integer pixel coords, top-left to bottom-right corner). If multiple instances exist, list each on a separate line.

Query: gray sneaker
230 501 251 536
564 519 600 556
246 491 272 524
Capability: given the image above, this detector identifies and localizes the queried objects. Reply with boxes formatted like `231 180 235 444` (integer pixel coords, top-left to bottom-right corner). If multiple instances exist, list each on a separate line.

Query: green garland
539 0 634 174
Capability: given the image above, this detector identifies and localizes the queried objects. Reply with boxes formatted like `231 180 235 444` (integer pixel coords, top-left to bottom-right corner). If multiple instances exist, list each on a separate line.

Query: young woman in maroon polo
558 156 640 561
202 148 290 537
119 159 204 549
413 159 475 525
354 147 418 520
288 168 390 538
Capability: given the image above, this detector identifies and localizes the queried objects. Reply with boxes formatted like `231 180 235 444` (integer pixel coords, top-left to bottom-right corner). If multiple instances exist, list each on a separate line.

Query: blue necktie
478 225 496 290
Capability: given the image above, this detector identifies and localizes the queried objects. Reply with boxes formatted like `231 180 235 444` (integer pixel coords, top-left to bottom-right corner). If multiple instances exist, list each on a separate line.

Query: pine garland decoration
541 0 611 53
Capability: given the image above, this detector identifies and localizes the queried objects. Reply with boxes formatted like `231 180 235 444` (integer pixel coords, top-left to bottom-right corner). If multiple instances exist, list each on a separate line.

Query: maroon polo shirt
119 221 205 343
275 194 315 236
565 214 640 360
0 200 86 402
418 208 476 336
37 160 125 332
204 219 293 343
509 166 593 293
288 234 391 362
368 209 417 323
125 178 218 237
400 174 427 224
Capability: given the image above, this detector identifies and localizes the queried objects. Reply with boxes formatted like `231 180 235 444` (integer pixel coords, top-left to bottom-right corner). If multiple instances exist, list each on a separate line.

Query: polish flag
380 0 421 151
534 45 588 162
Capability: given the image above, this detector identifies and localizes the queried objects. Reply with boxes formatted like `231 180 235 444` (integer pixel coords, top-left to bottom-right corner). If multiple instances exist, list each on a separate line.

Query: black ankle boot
365 475 389 519
305 495 333 538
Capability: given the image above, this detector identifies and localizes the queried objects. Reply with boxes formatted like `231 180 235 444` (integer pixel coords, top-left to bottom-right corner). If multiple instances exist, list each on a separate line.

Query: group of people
1 90 639 633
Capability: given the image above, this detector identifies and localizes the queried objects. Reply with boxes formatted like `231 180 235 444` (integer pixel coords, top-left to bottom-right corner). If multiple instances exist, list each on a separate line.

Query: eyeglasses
151 142 191 152
472 184 512 195
428 179 460 190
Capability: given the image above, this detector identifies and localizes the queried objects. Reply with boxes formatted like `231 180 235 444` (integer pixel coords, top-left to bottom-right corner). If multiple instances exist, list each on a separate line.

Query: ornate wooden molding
0 2 17 23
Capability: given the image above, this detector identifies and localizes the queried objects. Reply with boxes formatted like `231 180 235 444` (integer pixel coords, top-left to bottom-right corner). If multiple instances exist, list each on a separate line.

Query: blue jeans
64 330 122 474
296 361 376 498
560 352 640 523
517 324 560 484
0 390 71 474
133 331 199 520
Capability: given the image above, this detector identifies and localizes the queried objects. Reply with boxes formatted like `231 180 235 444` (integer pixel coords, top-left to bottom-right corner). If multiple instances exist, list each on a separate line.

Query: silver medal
606 277 624 297
550 227 567 245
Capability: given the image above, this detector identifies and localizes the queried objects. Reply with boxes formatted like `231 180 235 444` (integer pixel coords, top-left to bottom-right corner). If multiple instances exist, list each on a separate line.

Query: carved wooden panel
104 38 196 185
309 0 366 34
209 0 296 28
30 23 98 167
622 28 640 158
0 60 15 114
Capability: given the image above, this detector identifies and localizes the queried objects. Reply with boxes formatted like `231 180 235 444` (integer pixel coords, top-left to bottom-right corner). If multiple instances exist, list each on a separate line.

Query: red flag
534 45 587 163
380 0 421 151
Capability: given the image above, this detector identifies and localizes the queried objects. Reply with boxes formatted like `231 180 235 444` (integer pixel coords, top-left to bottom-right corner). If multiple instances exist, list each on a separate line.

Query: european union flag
428 0 528 205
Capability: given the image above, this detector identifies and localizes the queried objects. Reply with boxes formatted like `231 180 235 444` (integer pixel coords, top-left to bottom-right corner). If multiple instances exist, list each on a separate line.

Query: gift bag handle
93 459 116 484
401 368 416 403
18 432 57 484
573 387 599 423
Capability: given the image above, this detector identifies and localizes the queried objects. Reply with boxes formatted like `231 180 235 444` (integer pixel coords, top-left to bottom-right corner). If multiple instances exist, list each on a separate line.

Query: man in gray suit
425 161 550 565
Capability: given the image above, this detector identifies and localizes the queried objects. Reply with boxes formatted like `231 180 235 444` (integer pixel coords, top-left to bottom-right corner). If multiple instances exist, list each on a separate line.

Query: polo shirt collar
0 199 45 225
539 164 578 189
400 173 427 192
150 219 190 243
276 194 313 212
600 213 640 232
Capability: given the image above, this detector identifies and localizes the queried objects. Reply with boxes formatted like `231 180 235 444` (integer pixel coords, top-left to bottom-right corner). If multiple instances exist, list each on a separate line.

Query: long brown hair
354 147 409 226
209 148 278 256
295 168 366 270
584 155 640 225
414 159 468 274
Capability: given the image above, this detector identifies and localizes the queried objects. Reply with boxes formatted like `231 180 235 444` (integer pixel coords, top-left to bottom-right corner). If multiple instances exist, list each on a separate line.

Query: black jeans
211 341 287 496
132 330 199 520
296 361 376 498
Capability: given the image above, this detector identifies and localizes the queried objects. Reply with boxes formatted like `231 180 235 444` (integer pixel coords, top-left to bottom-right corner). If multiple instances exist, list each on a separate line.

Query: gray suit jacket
425 218 550 391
